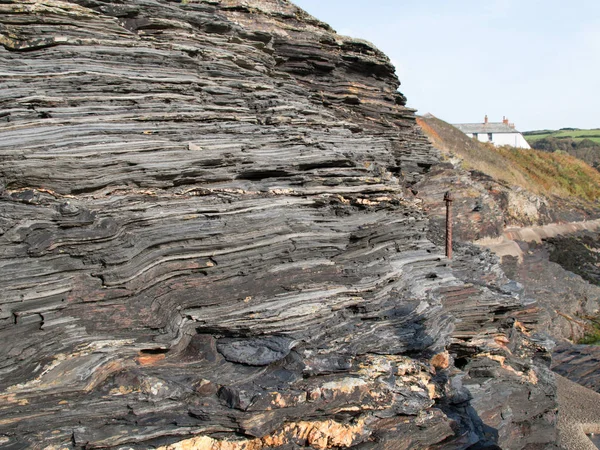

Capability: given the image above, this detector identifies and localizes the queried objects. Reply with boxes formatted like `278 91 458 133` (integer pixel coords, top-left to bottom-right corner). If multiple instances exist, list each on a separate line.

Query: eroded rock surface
553 344 600 393
0 1 559 448
500 240 600 342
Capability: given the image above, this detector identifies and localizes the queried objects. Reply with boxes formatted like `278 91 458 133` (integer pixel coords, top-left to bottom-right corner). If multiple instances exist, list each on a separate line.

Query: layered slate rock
440 244 559 449
500 239 600 342
0 1 558 448
553 343 600 393
413 162 506 244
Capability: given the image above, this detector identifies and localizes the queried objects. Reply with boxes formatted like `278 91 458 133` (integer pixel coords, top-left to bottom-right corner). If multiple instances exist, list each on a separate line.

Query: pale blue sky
292 0 600 131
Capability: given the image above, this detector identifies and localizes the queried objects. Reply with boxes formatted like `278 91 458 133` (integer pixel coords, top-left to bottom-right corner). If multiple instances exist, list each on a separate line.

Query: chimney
484 115 488 124
503 116 509 125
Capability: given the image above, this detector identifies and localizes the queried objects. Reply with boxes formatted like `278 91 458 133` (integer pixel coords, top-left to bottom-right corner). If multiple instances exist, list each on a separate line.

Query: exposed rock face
500 239 600 343
526 232 600 394
553 344 600 393
545 232 600 287
435 244 560 449
0 1 558 448
413 162 506 244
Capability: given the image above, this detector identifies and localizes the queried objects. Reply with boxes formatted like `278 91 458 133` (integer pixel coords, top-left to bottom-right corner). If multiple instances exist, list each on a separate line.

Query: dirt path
475 219 600 262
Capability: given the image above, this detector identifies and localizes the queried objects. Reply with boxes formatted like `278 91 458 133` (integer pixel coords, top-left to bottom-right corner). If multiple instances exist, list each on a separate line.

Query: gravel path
557 373 600 449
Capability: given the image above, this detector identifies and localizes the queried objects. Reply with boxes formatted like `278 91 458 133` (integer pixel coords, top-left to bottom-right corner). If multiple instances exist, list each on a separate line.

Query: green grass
524 128 600 144
493 145 600 201
579 316 600 345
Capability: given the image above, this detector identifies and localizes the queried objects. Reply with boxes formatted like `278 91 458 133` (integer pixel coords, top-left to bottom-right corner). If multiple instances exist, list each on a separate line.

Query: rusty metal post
444 191 453 259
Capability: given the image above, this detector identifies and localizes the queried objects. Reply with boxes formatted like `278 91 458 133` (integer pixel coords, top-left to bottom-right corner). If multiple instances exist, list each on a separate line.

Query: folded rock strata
0 1 558 448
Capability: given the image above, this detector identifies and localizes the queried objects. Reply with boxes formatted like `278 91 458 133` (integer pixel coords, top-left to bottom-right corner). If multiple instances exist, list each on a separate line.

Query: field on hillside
417 116 600 202
524 128 600 144
523 128 600 169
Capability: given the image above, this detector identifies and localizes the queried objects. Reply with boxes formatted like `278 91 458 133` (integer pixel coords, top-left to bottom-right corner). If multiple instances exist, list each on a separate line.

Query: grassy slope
524 129 600 144
417 115 600 202
523 129 600 169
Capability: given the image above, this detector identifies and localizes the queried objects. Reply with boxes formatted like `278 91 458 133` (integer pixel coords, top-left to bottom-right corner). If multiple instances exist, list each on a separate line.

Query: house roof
453 122 522 134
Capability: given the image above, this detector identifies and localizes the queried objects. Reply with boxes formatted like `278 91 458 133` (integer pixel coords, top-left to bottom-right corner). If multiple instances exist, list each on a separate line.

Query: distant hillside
523 129 600 170
524 128 600 144
417 115 600 203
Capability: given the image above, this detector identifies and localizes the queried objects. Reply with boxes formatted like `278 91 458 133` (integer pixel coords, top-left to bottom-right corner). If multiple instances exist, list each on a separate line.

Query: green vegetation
524 128 600 144
492 146 600 201
522 129 600 170
579 316 600 345
417 116 600 203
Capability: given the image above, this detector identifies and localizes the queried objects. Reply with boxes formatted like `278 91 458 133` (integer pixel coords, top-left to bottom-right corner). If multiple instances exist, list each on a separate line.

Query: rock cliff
0 1 558 448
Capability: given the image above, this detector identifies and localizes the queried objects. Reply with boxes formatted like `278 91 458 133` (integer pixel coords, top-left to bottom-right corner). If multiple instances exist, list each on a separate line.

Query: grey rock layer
0 1 557 448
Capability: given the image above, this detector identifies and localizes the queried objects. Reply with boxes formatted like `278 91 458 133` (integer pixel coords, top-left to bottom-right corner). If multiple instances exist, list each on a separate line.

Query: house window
473 133 478 139
488 133 493 141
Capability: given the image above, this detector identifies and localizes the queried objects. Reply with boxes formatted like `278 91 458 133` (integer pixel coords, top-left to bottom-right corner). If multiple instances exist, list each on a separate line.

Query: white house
454 116 531 149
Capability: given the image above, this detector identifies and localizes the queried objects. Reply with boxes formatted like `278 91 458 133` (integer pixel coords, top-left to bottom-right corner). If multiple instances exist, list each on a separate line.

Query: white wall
465 133 492 143
466 132 531 149
492 132 531 149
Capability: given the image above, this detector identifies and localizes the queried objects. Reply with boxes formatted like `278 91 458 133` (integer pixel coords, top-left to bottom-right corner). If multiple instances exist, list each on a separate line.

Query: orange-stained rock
137 353 166 366
430 351 450 370
159 418 368 450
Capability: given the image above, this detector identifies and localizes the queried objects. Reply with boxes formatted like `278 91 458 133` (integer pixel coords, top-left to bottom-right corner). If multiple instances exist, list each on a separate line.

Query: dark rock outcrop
545 232 600 287
413 162 506 244
500 239 600 342
0 1 559 448
553 343 600 393
520 232 600 395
